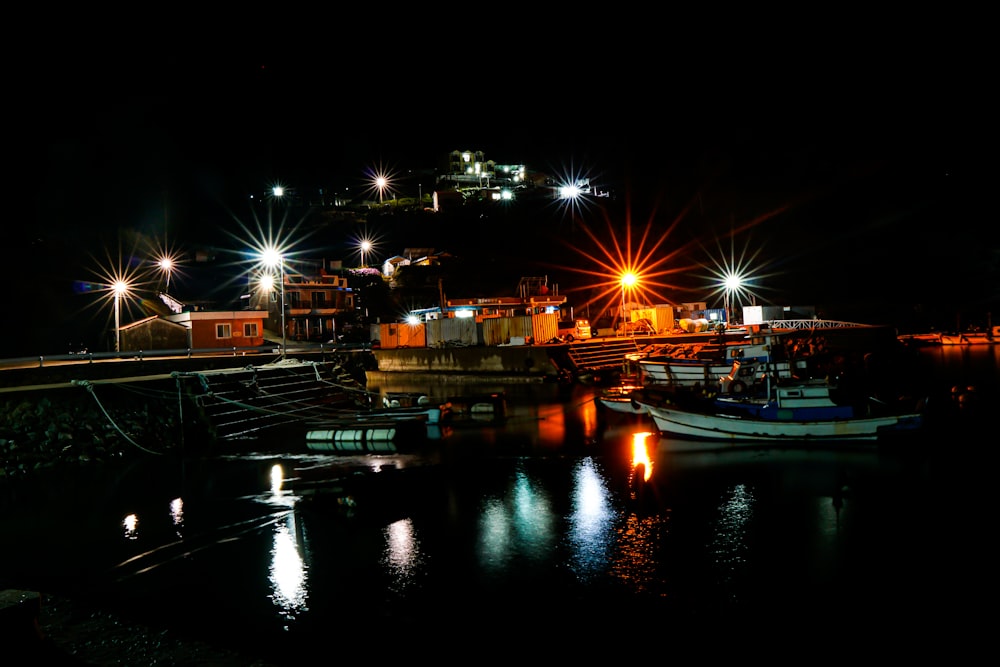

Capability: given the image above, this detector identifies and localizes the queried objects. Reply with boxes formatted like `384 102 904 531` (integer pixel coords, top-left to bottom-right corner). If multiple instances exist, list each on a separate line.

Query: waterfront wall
371 344 563 377
0 352 376 479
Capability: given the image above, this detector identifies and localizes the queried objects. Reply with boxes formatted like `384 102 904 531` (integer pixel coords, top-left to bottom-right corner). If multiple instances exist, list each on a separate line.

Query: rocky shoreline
0 352 375 479
0 385 184 480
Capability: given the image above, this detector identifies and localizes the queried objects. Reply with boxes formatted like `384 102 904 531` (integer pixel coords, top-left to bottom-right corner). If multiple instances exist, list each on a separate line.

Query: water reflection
478 462 556 571
613 432 667 595
609 512 668 595
382 518 423 595
567 457 614 582
3 374 969 656
268 463 297 509
123 513 139 540
268 513 308 624
169 497 184 538
710 483 752 598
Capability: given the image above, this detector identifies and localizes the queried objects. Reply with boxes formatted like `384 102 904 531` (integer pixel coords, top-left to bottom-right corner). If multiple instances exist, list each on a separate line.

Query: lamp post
158 257 174 292
262 248 286 358
375 177 387 204
723 274 742 328
112 280 127 353
360 240 372 268
620 271 637 336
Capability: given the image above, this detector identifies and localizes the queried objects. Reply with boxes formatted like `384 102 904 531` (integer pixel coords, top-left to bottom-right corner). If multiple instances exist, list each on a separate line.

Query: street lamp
360 240 372 268
112 279 128 352
620 271 637 336
158 256 174 292
723 274 742 328
262 247 286 358
374 177 387 203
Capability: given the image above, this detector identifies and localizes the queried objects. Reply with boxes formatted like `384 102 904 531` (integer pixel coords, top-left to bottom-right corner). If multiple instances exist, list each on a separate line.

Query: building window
216 323 232 339
244 322 259 337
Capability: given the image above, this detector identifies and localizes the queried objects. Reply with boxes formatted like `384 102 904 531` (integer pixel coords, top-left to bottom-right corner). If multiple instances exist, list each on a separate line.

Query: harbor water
1 344 996 662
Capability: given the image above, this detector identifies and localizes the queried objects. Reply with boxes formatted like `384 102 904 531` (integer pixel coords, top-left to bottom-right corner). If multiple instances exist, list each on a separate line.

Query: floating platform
305 418 426 453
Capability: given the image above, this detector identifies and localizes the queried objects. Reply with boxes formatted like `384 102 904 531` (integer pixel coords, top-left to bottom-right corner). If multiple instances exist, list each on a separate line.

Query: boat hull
644 403 923 442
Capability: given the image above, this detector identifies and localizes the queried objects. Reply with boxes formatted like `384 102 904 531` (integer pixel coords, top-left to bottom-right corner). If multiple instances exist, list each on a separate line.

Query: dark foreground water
2 345 996 662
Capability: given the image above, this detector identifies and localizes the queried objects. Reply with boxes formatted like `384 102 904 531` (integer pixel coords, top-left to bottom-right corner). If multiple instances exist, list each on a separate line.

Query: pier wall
370 345 564 377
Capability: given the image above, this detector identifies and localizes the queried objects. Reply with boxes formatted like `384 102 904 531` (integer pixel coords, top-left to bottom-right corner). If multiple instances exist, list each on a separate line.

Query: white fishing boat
640 378 925 442
635 332 810 389
596 383 680 416
596 383 648 415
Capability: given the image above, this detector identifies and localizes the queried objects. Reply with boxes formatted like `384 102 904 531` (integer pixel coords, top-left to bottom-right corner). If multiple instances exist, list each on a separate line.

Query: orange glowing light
547 181 793 324
631 431 654 482
546 198 697 325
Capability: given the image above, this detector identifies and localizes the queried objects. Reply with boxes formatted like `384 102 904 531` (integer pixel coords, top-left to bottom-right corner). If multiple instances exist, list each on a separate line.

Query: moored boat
635 331 812 389
596 383 683 416
640 378 925 442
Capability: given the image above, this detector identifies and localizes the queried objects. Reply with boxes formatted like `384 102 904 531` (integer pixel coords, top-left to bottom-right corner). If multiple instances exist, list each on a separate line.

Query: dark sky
11 34 996 354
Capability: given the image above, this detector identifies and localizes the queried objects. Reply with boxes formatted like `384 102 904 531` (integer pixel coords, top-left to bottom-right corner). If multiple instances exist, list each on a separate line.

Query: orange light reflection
631 431 654 482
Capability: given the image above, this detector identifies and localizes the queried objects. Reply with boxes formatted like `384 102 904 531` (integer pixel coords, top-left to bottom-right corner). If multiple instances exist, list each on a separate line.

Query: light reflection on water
710 483 752 594
478 463 557 571
382 518 423 595
3 357 987 657
567 457 615 583
268 514 308 624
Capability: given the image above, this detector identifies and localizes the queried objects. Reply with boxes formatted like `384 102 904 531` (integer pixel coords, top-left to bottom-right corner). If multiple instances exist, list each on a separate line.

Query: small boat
635 332 811 389
640 378 925 442
902 323 999 346
596 383 648 415
937 326 998 345
596 383 686 416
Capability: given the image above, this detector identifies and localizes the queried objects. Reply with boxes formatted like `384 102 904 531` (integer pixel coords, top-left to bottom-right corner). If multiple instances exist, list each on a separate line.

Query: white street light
158 257 174 291
723 274 742 328
360 240 372 268
112 280 128 353
262 247 286 358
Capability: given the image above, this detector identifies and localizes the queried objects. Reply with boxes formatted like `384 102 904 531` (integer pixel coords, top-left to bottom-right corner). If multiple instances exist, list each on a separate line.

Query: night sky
10 35 995 356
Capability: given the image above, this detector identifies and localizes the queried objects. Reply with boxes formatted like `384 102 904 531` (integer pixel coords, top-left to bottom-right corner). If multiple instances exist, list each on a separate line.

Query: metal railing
0 342 372 372
761 319 875 330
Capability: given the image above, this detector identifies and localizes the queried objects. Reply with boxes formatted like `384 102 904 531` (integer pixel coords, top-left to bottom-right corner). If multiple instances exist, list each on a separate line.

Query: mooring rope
187 372 344 421
72 380 164 455
167 362 376 438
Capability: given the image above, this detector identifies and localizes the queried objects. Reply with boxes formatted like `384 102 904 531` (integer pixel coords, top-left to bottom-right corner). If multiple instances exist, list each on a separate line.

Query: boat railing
762 319 874 330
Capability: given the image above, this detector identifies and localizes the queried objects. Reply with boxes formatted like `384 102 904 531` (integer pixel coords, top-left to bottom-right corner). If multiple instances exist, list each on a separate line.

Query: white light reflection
478 467 555 572
567 457 615 581
169 497 184 538
382 518 424 595
123 513 139 540
268 515 308 624
710 484 753 594
268 463 297 508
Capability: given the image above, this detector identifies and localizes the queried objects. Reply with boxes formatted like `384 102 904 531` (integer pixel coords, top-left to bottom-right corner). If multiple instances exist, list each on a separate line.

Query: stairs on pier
181 360 369 441
565 337 646 375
